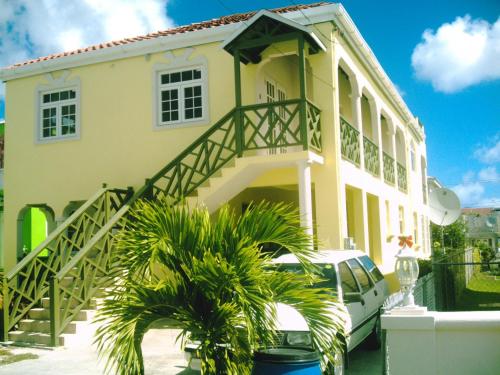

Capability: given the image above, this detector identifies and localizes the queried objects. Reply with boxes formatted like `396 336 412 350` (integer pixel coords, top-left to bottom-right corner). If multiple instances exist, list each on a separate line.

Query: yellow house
0 3 430 346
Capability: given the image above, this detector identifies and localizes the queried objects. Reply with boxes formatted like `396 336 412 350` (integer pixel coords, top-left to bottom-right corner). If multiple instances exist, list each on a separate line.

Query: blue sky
0 0 499 208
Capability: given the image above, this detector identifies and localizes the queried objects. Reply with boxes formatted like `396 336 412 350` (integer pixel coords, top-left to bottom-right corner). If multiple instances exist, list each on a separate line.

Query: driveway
0 328 382 375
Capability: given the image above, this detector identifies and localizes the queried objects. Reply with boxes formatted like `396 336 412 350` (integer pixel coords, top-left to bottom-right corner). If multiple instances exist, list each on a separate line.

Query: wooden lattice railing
397 162 407 193
383 152 395 185
340 116 360 166
363 136 380 176
1 186 132 340
1 98 322 345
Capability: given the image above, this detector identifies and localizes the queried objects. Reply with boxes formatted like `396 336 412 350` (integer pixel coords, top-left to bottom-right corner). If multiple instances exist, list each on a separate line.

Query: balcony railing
363 137 380 176
340 116 360 166
383 152 395 185
397 162 407 193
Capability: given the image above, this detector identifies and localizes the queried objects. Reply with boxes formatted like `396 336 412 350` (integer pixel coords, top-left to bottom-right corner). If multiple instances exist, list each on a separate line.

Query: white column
298 160 314 238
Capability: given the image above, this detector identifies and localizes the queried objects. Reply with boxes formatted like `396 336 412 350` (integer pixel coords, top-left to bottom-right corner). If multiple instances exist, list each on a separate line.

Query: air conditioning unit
344 237 356 250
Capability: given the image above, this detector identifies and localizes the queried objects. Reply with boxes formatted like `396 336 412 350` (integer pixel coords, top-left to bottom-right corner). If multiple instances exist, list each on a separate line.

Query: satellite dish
485 216 496 228
429 188 461 226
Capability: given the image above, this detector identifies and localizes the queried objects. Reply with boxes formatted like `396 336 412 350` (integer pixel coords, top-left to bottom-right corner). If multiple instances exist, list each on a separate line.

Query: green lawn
456 271 500 311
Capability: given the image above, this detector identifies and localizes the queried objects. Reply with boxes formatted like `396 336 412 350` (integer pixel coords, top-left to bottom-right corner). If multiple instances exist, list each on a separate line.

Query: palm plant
95 198 346 375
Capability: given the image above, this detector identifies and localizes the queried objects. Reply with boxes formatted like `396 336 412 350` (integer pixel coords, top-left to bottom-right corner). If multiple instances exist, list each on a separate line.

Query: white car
185 250 389 374
273 250 389 374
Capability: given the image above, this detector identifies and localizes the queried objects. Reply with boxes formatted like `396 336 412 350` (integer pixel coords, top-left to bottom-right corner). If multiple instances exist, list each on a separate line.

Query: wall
382 310 500 375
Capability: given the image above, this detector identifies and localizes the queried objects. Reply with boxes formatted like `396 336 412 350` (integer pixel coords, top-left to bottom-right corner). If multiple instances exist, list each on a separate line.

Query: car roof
273 250 367 265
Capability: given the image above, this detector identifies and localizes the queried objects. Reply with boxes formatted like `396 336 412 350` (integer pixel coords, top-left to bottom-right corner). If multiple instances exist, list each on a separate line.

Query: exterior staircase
1 98 322 347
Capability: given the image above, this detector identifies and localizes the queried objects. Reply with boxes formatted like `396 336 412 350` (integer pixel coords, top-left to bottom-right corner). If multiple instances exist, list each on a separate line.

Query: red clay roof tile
5 2 329 70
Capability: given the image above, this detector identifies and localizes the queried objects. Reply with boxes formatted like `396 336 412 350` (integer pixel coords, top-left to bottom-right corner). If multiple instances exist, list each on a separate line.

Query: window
39 88 78 140
359 255 384 283
410 144 416 171
158 67 205 125
277 263 338 296
399 206 405 234
413 212 419 244
339 262 359 293
347 258 373 293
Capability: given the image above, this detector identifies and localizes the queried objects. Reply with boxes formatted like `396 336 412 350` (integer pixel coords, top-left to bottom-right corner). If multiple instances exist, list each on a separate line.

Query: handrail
5 99 323 345
149 109 236 183
6 187 108 279
55 186 147 279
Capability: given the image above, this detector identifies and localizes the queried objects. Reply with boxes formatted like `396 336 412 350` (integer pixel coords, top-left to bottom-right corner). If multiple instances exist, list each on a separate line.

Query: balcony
340 116 360 166
397 162 407 192
383 152 395 185
363 137 380 176
239 99 322 154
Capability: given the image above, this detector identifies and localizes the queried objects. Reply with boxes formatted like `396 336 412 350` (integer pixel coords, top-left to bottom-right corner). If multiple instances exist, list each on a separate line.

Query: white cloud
0 0 173 101
452 169 500 208
474 136 500 164
452 180 485 207
478 166 499 182
412 15 500 93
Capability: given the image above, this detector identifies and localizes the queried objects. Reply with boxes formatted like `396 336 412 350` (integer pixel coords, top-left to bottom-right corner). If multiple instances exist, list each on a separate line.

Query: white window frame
154 64 208 129
35 73 81 144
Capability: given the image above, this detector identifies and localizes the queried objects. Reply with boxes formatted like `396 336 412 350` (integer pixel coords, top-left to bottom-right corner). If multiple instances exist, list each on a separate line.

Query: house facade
463 208 500 252
0 3 430 345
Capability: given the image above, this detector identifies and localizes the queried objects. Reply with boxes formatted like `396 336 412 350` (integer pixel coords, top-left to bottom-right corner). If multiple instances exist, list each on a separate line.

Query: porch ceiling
222 10 326 64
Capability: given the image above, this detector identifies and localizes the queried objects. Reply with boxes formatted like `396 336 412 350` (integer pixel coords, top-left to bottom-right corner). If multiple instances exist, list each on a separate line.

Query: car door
346 258 379 339
358 255 388 306
338 261 365 351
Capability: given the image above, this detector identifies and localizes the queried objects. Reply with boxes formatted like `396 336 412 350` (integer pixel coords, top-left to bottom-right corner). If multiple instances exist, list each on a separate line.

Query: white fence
382 310 500 375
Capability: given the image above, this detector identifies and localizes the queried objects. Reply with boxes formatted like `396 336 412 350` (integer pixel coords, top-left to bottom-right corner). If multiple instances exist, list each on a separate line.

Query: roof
4 2 330 70
462 208 494 216
222 9 326 64
272 250 366 264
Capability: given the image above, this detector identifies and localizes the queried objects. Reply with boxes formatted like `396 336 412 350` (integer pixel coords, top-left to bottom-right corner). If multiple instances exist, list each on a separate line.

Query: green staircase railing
2 98 321 346
1 186 132 340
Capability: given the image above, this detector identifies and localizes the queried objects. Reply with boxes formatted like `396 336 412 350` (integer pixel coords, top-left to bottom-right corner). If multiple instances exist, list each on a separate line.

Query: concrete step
41 297 98 309
28 308 95 321
18 319 93 334
9 330 63 346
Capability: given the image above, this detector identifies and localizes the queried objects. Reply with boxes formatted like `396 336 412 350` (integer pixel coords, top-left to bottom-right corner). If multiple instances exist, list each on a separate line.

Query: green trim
397 162 408 193
298 35 308 151
340 116 360 166
2 96 323 344
363 136 380 176
236 32 301 50
383 152 395 185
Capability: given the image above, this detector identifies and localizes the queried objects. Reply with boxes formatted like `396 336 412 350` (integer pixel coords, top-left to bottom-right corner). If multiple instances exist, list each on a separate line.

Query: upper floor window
157 67 206 126
410 144 416 171
39 88 78 140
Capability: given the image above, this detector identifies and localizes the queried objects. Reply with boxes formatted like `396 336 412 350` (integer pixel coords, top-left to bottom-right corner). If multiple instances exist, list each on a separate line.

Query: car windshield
277 263 338 296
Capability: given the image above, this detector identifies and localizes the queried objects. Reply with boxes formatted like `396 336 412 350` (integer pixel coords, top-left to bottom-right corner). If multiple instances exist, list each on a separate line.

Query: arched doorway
17 205 55 260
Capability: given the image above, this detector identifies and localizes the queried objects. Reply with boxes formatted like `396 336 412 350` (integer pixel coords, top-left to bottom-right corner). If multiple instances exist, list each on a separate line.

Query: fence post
50 278 60 347
1 276 9 341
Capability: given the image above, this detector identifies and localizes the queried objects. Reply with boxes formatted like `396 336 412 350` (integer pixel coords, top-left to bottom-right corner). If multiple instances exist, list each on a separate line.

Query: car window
358 255 385 283
347 258 373 293
277 263 338 295
339 262 359 293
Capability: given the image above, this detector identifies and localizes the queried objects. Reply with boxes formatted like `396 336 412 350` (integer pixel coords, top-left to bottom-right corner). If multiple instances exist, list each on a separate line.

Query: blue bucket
252 347 321 375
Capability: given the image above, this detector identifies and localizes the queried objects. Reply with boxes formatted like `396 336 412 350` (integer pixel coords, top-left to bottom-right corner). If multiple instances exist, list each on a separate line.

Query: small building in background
462 207 500 252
